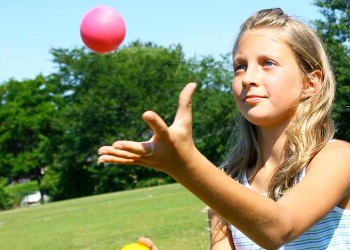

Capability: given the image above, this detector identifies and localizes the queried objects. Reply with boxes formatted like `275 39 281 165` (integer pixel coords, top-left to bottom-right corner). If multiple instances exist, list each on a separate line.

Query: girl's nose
242 66 260 87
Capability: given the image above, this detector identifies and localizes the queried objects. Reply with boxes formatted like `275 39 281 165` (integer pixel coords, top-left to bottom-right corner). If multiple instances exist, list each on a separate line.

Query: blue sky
0 0 322 83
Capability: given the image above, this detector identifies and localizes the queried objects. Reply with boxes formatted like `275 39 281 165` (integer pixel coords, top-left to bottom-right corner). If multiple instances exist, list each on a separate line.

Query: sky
0 0 322 83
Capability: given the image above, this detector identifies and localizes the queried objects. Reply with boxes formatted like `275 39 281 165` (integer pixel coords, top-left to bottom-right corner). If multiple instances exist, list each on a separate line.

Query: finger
112 141 154 157
138 237 158 250
174 82 197 125
137 237 152 247
97 155 138 165
142 111 169 139
98 146 142 159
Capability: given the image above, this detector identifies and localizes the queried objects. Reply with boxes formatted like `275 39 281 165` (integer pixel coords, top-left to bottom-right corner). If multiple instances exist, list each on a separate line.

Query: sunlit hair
224 8 336 200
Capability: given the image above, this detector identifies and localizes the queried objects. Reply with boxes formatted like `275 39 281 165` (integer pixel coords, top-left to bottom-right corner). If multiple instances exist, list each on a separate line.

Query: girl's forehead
234 29 292 58
239 29 286 48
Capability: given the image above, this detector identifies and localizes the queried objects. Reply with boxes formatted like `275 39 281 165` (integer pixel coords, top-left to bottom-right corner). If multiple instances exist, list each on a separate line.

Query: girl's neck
247 127 288 191
255 125 288 171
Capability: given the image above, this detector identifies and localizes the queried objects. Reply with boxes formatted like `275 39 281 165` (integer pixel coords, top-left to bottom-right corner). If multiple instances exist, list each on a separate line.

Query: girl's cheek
232 80 241 100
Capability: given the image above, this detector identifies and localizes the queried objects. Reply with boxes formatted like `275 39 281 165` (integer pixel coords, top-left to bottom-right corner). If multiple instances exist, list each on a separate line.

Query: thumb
174 82 197 126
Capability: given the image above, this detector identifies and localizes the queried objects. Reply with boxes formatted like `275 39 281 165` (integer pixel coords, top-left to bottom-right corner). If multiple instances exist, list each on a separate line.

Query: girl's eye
234 64 246 72
263 60 276 68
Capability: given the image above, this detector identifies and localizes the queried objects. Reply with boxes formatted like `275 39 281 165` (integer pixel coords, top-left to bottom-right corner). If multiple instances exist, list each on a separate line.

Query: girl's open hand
97 82 199 176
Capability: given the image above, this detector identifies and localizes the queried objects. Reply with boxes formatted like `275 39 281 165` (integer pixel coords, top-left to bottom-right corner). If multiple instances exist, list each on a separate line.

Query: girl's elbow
259 239 287 250
259 218 296 249
258 236 291 250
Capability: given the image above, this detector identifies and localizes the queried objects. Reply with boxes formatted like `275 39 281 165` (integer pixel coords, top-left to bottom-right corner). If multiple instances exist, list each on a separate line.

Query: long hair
224 8 336 200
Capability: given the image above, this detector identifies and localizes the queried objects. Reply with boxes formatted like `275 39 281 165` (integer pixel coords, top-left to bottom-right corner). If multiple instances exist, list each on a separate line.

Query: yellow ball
120 243 150 250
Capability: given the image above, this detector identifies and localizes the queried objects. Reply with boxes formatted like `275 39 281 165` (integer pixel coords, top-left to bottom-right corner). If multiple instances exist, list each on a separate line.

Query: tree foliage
38 41 235 200
0 75 64 180
313 0 350 140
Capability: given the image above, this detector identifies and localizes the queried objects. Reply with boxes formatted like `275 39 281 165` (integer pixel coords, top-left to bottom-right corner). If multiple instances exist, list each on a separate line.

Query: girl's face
232 29 306 129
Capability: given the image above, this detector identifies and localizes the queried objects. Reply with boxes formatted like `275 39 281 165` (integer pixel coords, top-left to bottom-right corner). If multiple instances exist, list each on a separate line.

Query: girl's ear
302 70 322 98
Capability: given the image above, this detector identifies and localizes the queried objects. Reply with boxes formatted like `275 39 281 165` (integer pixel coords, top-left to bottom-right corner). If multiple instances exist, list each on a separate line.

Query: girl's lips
244 95 265 103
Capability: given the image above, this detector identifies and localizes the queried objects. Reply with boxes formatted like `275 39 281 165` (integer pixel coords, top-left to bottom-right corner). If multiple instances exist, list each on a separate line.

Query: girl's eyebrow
233 53 283 64
233 56 246 65
257 53 283 61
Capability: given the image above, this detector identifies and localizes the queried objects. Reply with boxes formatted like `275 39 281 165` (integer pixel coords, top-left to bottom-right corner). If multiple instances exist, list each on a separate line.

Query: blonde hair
224 8 336 200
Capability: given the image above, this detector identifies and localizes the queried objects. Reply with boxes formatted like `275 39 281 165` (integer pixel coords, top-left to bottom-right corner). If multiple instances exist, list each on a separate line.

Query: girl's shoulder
308 139 350 209
326 139 350 146
319 139 350 155
307 139 350 177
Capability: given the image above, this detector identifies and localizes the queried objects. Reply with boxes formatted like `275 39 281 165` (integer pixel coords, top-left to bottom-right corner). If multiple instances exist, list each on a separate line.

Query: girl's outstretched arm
98 83 350 249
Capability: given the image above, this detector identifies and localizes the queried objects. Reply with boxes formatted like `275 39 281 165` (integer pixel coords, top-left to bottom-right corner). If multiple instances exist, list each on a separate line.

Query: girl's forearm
169 148 292 249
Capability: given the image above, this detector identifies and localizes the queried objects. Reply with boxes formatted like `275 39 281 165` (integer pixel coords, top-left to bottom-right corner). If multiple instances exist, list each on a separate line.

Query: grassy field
0 183 210 249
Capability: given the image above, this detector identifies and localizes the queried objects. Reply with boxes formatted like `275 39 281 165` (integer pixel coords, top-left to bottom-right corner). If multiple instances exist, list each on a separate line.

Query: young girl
98 8 350 249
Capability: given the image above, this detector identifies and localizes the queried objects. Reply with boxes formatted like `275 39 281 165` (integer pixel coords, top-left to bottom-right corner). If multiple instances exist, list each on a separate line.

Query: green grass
0 184 210 249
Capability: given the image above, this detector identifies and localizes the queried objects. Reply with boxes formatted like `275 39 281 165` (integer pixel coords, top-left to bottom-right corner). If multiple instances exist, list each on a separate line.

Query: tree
47 42 193 198
313 0 350 140
45 41 236 199
0 41 236 201
190 54 237 165
0 75 64 185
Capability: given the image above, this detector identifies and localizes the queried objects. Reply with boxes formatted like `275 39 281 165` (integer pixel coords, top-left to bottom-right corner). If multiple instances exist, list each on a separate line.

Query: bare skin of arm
98 83 350 249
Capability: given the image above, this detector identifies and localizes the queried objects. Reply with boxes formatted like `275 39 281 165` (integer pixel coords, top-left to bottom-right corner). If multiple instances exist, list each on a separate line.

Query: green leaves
0 76 63 178
313 0 350 140
46 42 235 199
0 41 236 201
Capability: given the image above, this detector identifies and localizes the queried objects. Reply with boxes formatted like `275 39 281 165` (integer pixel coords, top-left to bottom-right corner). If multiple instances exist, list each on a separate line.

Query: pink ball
80 6 126 54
